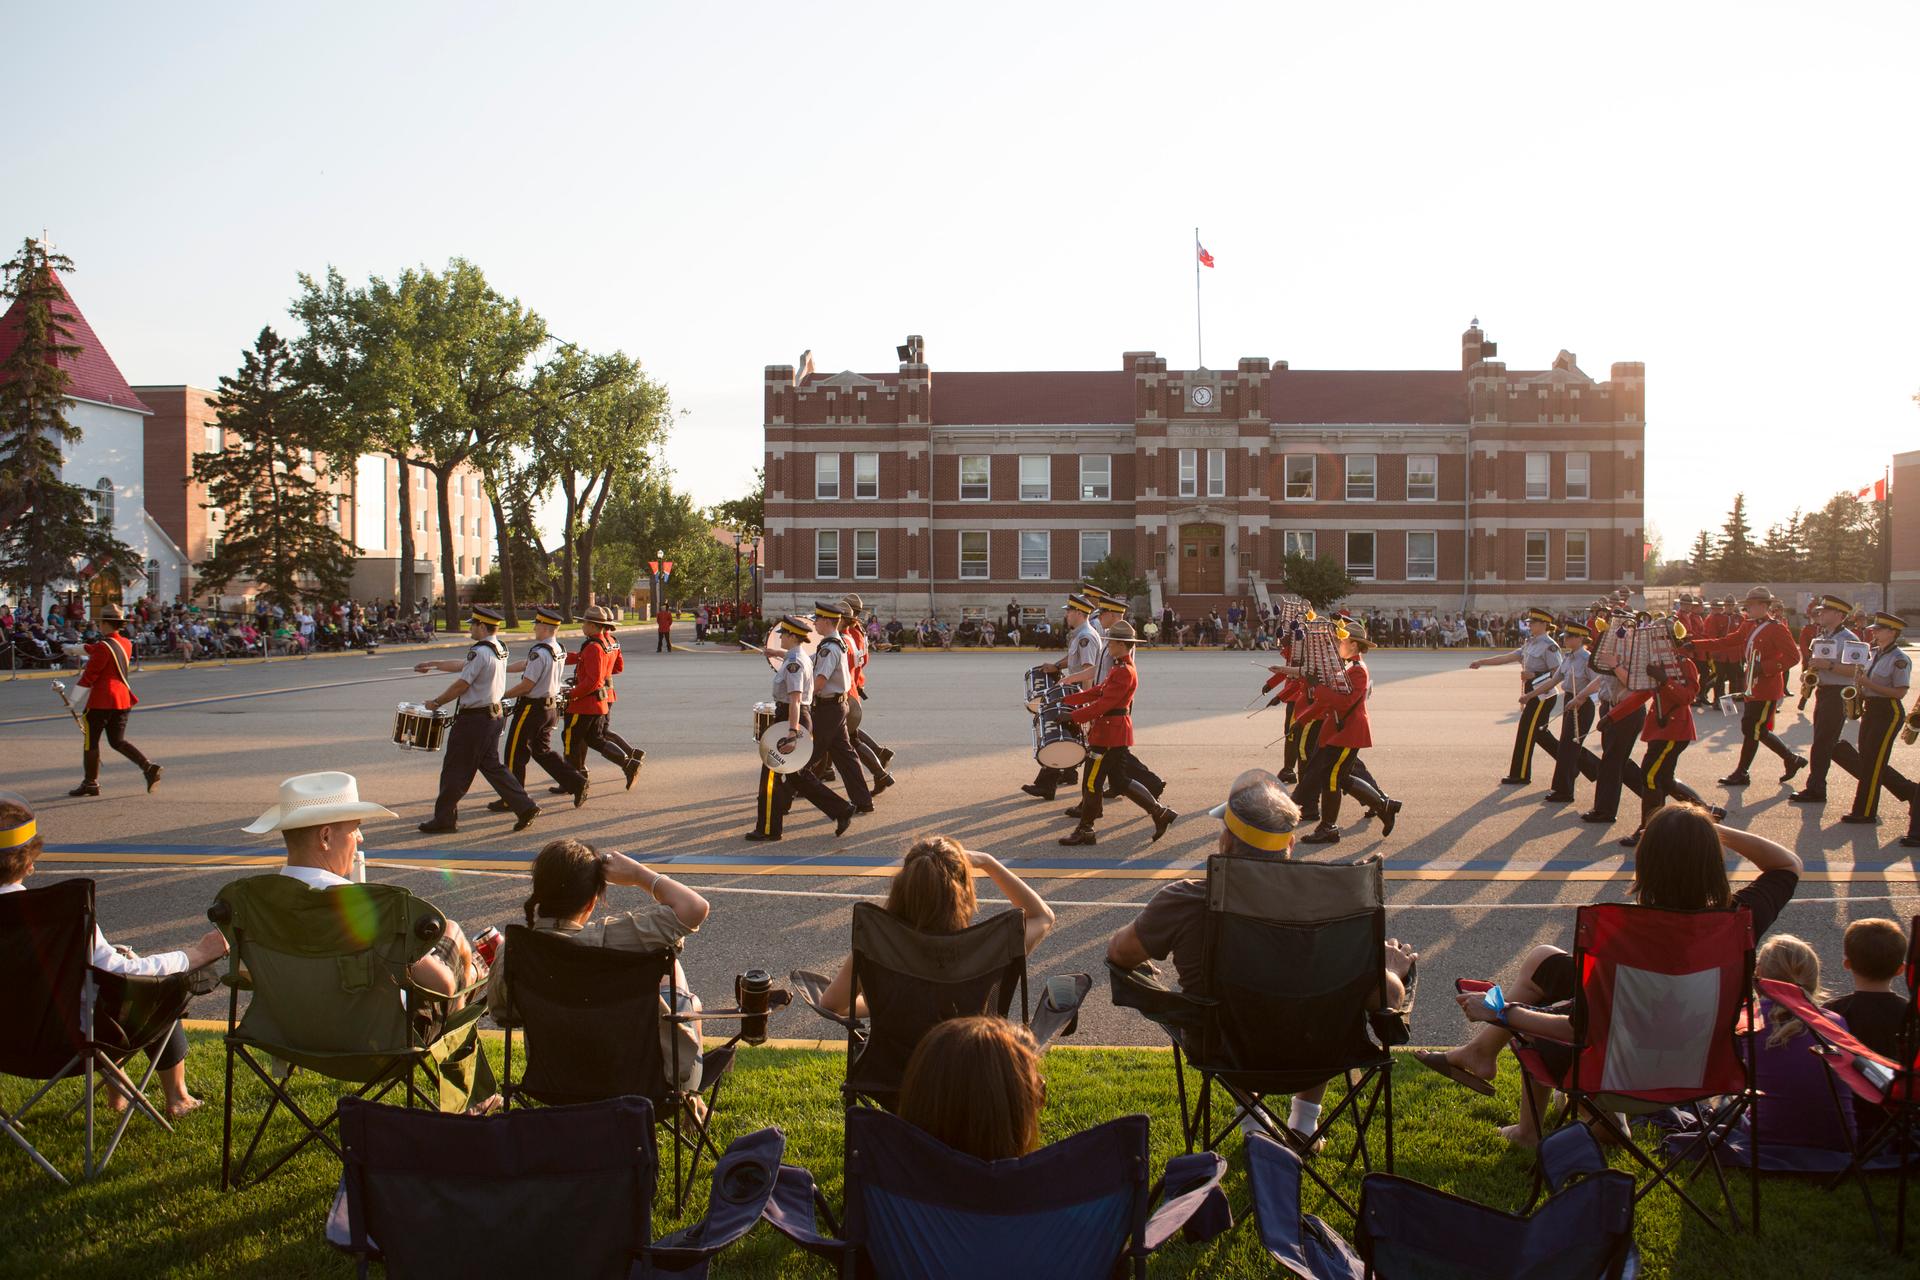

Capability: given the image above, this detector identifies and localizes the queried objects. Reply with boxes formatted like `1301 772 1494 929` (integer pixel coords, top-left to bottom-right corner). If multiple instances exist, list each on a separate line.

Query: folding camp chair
208 874 489 1191
763 1107 1229 1280
789 903 1091 1110
327 1095 786 1279
1755 976 1918 1251
1108 853 1416 1225
1480 901 1760 1235
0 878 200 1184
492 925 776 1212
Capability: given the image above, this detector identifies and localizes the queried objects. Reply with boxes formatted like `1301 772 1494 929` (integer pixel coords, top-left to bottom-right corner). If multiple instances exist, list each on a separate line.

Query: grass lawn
0 1035 1909 1278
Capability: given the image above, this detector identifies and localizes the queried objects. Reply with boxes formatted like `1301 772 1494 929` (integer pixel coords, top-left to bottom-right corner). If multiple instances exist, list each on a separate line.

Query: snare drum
501 696 519 716
1023 664 1061 713
752 701 781 741
1032 713 1087 770
393 703 450 751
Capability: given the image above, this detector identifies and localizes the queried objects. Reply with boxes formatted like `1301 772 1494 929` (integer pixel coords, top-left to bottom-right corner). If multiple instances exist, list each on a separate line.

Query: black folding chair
0 878 200 1184
1109 853 1416 1226
329 1095 786 1279
208 875 490 1191
790 902 1090 1110
493 924 768 1212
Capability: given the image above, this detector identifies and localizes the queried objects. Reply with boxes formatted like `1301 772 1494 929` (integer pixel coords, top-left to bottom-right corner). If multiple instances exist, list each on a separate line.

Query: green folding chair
208 875 491 1191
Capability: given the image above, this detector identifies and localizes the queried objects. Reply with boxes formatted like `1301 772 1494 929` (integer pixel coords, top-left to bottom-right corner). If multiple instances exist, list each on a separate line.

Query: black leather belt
458 704 503 718
816 693 845 702
1102 706 1132 717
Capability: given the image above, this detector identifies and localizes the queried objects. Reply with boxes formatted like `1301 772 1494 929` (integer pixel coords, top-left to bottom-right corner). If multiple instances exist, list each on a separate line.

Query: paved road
4 643 1914 1046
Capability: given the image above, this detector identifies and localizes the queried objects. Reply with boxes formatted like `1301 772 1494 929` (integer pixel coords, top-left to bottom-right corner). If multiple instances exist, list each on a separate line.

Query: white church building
0 271 188 615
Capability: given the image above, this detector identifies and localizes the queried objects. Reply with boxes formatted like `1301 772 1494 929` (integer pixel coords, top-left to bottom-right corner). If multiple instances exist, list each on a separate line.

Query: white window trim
1524 452 1550 502
815 453 840 501
1405 530 1438 581
853 453 880 501
1283 454 1315 502
815 529 841 580
1524 529 1550 581
959 455 991 502
1079 454 1111 502
1018 530 1050 580
1565 451 1591 501
1206 448 1226 498
1345 454 1377 502
1284 530 1317 561
959 529 990 580
854 529 880 579
1564 529 1590 582
1078 529 1111 579
1178 448 1198 498
1345 530 1377 580
1019 455 1051 502
1406 454 1438 503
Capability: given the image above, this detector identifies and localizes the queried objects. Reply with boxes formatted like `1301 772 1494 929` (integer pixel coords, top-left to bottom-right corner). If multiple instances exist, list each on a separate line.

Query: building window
457 555 466 575
815 529 840 579
1178 449 1198 497
1406 531 1437 580
1019 530 1049 579
1566 451 1590 500
959 530 989 579
1525 453 1549 500
91 477 115 526
1284 455 1315 501
1525 530 1549 580
1346 531 1376 580
1079 530 1110 578
959 455 990 500
476 556 486 576
853 453 879 499
1407 454 1438 501
1019 455 1050 501
815 453 840 500
1565 529 1589 581
1345 455 1376 501
1079 454 1111 501
1283 530 1316 560
1206 448 1226 497
854 529 879 579
203 425 221 453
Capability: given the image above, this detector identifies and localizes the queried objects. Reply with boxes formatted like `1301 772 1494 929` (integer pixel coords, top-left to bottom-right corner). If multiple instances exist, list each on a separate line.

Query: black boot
1345 776 1398 837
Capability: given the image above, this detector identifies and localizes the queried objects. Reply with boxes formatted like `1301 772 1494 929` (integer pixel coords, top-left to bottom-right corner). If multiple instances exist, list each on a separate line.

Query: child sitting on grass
1748 933 1855 1154
1824 917 1911 1131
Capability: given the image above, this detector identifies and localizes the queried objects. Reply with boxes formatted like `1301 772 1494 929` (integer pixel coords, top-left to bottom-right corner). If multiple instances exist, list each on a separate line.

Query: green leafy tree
0 238 139 603
656 533 733 605
710 469 765 538
1086 555 1148 604
1802 492 1879 581
1714 493 1762 580
1281 552 1356 611
191 328 354 604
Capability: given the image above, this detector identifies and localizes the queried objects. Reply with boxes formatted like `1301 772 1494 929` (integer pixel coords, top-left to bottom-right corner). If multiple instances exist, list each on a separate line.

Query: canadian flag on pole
1197 243 1215 268
1858 479 1888 502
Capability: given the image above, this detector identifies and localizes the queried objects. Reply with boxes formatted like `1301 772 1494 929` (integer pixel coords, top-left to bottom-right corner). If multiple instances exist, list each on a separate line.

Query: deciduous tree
1281 552 1356 611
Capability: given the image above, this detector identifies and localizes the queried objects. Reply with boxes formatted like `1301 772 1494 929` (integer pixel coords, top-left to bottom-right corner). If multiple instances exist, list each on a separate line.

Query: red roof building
0 269 153 414
763 322 1645 618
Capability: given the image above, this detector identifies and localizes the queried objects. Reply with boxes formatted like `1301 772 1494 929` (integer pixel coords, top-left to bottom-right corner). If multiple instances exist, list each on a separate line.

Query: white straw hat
242 772 397 835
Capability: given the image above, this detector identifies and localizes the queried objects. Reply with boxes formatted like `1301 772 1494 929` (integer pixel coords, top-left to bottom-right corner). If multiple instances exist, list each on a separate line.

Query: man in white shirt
2 792 226 1117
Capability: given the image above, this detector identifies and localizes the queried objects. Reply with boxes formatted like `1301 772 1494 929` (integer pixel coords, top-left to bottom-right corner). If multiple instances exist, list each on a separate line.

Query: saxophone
1796 668 1817 711
1902 706 1920 746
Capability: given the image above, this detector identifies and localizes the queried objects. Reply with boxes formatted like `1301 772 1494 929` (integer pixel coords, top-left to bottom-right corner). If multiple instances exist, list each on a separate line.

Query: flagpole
1194 227 1204 368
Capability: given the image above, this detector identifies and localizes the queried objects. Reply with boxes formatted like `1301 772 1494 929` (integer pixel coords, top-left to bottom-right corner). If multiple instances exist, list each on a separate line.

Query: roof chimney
1462 319 1496 370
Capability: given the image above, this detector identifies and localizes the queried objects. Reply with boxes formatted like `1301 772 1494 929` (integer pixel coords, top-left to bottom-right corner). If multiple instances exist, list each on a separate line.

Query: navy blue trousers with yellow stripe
505 700 586 793
1508 693 1561 784
1833 697 1914 821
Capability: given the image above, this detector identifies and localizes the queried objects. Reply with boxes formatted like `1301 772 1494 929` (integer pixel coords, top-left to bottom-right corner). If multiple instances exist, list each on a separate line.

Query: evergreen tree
1802 492 1878 581
0 238 139 603
1714 493 1762 580
191 327 354 605
1757 509 1807 581
1687 528 1718 575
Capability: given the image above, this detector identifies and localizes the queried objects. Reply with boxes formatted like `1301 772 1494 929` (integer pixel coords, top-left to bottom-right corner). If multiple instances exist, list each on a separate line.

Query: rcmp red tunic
77 633 136 711
1690 618 1801 701
1062 659 1136 748
564 635 624 714
1296 661 1372 748
1608 658 1699 743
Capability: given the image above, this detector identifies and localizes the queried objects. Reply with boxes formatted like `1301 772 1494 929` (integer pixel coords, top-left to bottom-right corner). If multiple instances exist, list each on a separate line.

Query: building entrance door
1179 524 1224 594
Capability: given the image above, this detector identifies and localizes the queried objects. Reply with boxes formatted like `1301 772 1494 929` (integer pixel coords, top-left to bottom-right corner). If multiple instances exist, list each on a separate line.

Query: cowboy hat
242 771 397 835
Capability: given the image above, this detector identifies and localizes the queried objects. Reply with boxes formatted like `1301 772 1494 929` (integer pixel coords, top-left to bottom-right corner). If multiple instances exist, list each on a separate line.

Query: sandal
1412 1049 1496 1097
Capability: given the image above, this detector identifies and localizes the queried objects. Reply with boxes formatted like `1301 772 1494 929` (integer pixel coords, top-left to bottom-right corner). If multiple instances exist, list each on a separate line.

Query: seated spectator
1825 917 1910 1131
898 1016 1044 1161
486 838 709 1091
1107 770 1415 1144
1744 933 1855 1152
2 794 227 1117
1423 804 1801 1146
817 836 1056 1018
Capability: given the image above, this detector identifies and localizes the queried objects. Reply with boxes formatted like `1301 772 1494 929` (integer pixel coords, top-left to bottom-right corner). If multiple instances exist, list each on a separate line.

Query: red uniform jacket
844 624 869 694
1295 661 1371 748
1700 613 1730 643
1690 618 1800 701
1062 657 1136 748
564 635 624 714
1798 623 1819 665
1608 657 1699 742
77 633 136 711
655 609 672 633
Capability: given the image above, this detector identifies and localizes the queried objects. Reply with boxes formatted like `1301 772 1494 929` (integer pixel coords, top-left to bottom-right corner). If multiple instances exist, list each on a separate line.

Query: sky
4 0 1916 558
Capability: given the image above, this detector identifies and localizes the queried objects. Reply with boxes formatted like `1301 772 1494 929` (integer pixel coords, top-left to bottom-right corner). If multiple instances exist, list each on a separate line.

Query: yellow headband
1223 807 1295 853
0 817 37 849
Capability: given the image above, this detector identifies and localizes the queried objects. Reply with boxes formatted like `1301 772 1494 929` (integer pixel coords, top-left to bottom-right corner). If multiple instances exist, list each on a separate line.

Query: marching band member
414 605 539 834
1687 586 1807 787
1831 612 1915 831
1285 622 1399 845
1570 619 1650 826
67 603 162 797
490 605 589 812
563 606 643 792
1469 607 1561 787
1605 618 1722 847
1022 592 1100 801
1261 628 1310 785
808 603 875 812
1088 593 1168 801
1697 597 1731 707
839 593 897 793
1543 622 1599 803
1793 594 1861 806
746 615 855 842
1051 620 1176 847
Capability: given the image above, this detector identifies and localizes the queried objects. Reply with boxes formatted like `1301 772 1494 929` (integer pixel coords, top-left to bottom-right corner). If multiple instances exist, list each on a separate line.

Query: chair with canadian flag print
1467 901 1760 1235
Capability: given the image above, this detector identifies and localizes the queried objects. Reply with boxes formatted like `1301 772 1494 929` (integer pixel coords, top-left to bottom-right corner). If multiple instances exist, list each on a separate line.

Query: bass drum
764 618 821 671
758 720 814 774
1032 714 1087 770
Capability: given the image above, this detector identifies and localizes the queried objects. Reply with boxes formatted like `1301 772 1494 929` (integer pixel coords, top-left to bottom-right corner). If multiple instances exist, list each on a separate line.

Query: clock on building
1189 384 1215 410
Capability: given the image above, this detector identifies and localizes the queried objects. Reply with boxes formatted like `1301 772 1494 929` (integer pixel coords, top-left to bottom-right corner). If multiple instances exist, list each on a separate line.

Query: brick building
762 323 1646 620
1892 449 1920 614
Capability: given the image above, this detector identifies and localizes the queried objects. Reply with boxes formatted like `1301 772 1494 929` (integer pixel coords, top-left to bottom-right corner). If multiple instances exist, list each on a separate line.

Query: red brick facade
763 324 1645 618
